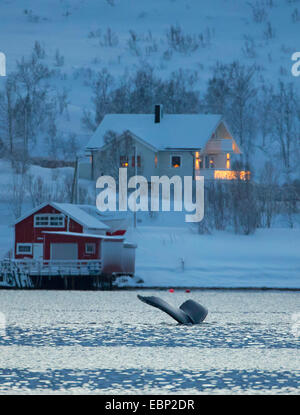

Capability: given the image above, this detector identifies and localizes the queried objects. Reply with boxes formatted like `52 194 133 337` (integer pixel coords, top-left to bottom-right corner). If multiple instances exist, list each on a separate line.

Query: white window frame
34 214 65 228
16 243 32 255
170 155 182 169
85 243 96 254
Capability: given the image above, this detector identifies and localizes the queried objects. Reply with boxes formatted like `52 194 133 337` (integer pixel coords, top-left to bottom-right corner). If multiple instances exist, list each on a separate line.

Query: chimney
154 104 163 123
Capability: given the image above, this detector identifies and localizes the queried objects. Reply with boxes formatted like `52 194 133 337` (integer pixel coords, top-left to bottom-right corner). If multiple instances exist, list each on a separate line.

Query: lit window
120 156 128 167
171 156 181 168
195 152 200 170
34 214 64 228
226 153 230 169
154 154 158 168
85 243 96 254
209 156 215 169
17 243 32 254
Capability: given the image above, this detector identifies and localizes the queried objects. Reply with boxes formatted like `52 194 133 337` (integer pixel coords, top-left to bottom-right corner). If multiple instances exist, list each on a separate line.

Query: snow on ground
125 226 300 289
0 192 299 288
2 0 298 83
1 0 300 155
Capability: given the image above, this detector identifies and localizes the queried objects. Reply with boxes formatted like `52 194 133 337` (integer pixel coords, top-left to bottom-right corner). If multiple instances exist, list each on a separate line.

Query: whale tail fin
137 295 208 325
179 299 208 324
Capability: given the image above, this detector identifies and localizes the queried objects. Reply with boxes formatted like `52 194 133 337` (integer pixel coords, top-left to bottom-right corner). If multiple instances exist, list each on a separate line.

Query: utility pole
76 156 79 204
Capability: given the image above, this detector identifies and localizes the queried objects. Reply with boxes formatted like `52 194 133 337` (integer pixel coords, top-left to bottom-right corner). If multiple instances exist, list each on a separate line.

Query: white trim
16 243 32 255
34 213 65 228
85 243 96 254
15 202 108 230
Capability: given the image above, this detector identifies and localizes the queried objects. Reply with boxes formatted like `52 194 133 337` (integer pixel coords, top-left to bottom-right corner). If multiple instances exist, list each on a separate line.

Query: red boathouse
13 202 136 275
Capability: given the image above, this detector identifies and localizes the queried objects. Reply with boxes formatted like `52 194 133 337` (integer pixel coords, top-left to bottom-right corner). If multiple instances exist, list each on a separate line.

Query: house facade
81 105 248 183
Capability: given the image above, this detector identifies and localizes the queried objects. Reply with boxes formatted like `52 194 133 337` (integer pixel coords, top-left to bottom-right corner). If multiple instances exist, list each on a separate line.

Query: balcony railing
1 258 102 277
197 169 250 181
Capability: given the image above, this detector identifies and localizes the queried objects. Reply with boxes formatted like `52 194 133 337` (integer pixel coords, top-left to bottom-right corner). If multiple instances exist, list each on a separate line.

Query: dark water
0 290 299 394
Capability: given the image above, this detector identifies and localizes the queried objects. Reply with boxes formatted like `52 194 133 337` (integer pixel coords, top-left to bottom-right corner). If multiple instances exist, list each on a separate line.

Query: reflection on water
0 290 299 394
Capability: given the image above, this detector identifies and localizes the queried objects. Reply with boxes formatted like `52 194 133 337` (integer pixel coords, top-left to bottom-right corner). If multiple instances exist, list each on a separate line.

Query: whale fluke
137 294 208 325
179 299 208 324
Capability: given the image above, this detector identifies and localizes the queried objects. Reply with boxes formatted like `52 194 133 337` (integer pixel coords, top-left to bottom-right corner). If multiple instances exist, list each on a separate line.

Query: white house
81 105 248 182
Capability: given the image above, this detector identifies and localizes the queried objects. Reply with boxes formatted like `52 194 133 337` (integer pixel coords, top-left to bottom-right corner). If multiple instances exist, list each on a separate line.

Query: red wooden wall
43 233 101 261
15 204 83 259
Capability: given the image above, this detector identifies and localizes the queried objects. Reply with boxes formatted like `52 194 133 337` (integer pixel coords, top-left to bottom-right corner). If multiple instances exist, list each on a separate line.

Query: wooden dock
0 259 127 290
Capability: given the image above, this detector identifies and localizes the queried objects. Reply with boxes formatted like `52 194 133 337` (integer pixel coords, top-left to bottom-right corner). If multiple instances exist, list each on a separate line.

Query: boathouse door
50 243 78 260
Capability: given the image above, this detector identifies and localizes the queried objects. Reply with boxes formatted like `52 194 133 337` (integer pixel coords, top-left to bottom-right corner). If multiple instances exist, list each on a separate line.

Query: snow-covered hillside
2 0 299 81
1 0 299 153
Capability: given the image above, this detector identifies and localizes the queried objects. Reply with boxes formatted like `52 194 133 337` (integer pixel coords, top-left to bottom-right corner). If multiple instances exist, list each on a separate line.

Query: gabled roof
54 203 109 230
15 202 109 230
86 113 223 151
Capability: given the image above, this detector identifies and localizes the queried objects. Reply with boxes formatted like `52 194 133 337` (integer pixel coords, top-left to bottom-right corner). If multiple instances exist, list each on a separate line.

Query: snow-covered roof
15 202 108 230
53 203 109 230
86 113 223 151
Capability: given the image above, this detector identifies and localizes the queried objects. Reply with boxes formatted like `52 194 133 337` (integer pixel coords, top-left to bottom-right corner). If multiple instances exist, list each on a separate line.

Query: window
226 153 230 169
17 243 32 255
131 155 141 168
154 154 158 168
209 156 215 169
85 243 96 254
34 214 65 228
195 152 200 170
120 156 128 167
171 156 181 168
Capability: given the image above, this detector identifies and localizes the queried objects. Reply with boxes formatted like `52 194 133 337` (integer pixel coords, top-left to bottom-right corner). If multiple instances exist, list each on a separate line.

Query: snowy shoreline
1 205 299 290
115 286 300 291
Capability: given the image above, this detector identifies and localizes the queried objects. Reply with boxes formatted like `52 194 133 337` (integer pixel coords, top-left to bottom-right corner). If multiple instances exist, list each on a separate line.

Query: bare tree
204 62 258 164
9 171 27 219
258 161 279 228
247 1 267 23
257 83 274 148
92 68 114 125
26 174 52 207
272 82 299 172
0 76 18 154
